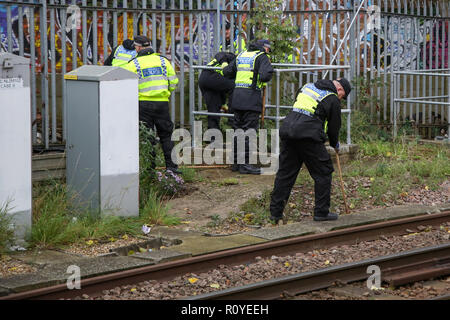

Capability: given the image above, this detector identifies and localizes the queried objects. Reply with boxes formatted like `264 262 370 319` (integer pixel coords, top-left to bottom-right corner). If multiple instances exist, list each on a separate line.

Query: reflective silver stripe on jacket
140 84 169 92
115 55 130 61
301 89 320 101
139 76 167 84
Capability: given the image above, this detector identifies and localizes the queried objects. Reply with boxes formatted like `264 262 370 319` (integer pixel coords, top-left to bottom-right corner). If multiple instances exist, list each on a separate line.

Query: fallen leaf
188 277 199 284
128 250 135 256
324 260 330 265
139 247 147 253
425 185 429 191
130 288 137 292
210 283 220 289
109 237 116 242
86 240 94 246
122 234 128 240
8 267 17 271
284 262 290 267
181 221 191 224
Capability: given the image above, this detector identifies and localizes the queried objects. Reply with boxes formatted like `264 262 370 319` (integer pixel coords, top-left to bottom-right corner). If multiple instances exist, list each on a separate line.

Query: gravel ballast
76 223 450 300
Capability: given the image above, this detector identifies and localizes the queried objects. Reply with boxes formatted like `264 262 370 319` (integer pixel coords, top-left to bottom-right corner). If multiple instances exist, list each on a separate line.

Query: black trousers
139 101 177 169
199 71 235 130
270 139 334 218
232 110 260 164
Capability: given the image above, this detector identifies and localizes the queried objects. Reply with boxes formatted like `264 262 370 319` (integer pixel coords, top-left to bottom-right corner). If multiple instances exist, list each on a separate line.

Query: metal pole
50 0 57 143
82 0 87 65
29 0 37 144
275 70 280 155
6 0 12 53
179 0 185 127
393 72 397 138
189 0 194 131
93 0 98 65
170 0 175 123
113 0 118 47
61 0 67 141
215 0 220 53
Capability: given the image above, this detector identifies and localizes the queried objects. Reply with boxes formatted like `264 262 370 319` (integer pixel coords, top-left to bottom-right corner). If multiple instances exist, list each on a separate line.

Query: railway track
187 243 450 300
2 210 449 300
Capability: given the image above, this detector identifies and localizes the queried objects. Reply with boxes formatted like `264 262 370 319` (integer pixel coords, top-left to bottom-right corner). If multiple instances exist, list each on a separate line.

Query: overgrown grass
0 201 15 254
28 179 179 248
140 190 180 226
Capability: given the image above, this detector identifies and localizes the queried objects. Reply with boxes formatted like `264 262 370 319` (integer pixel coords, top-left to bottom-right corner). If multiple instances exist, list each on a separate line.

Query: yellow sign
64 74 78 80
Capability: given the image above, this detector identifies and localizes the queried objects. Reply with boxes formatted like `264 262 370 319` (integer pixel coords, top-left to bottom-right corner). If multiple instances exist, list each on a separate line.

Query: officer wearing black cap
123 35 180 174
269 77 352 224
223 39 274 174
104 39 137 67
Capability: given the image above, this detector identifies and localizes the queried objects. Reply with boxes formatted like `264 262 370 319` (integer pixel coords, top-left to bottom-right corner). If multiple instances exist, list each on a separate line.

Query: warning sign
0 78 23 89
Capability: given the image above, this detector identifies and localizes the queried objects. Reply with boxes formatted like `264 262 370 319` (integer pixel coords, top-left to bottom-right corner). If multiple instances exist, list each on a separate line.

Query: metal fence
0 0 449 149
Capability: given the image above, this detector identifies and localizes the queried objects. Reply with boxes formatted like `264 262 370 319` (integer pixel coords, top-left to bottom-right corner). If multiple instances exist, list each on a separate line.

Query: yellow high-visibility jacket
124 51 178 102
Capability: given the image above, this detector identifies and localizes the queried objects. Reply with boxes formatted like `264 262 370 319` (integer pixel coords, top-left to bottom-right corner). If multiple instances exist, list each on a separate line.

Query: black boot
239 164 261 175
166 166 182 175
313 212 338 221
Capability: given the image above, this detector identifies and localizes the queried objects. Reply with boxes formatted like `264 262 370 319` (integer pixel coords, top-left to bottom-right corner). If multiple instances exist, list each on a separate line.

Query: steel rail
2 211 449 300
187 243 450 300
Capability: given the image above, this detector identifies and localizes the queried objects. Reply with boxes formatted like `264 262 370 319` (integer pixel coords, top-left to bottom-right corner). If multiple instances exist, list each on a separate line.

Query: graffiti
0 0 448 73
0 0 250 72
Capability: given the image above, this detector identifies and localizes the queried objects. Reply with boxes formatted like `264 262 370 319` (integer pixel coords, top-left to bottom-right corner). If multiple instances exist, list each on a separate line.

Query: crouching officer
223 39 274 174
123 35 180 174
104 39 137 67
199 52 236 131
269 78 351 224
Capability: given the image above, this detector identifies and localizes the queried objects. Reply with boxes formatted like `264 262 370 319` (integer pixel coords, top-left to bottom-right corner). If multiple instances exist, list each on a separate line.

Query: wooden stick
335 152 350 214
261 86 266 128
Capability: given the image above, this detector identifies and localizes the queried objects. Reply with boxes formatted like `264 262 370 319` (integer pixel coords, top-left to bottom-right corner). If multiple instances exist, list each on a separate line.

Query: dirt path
165 168 275 231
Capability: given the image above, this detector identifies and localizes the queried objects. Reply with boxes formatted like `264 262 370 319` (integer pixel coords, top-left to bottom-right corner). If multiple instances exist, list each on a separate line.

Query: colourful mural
0 0 448 74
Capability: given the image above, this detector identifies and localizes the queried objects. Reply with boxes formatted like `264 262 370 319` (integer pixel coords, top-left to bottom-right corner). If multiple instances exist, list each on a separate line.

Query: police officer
123 35 180 174
220 22 247 55
223 39 274 175
269 78 352 224
199 52 236 131
104 39 137 67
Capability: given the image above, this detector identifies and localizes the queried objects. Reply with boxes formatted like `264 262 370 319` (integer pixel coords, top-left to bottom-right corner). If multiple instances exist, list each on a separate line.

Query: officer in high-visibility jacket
223 39 274 175
219 22 247 55
104 39 137 67
269 78 352 224
198 52 236 130
123 35 180 174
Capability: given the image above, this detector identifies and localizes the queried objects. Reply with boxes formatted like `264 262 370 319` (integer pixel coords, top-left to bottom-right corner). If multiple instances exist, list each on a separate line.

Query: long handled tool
335 151 350 214
261 86 266 128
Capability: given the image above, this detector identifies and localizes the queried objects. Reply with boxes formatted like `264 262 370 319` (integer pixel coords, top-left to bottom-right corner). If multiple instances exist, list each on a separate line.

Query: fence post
349 0 356 106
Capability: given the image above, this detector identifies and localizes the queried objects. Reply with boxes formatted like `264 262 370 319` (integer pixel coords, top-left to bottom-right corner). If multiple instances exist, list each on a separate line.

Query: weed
139 190 180 226
239 189 272 225
217 178 239 186
0 201 15 254
206 214 221 228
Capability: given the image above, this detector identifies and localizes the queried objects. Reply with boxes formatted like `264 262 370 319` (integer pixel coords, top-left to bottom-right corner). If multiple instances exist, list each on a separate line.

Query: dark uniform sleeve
325 97 341 149
256 54 274 83
222 57 237 79
104 46 118 66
